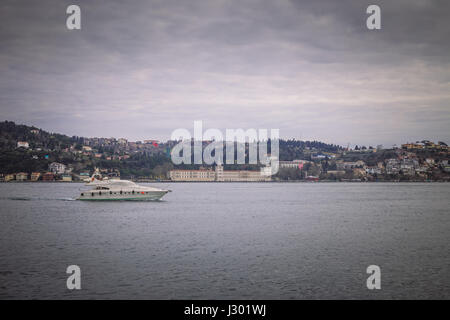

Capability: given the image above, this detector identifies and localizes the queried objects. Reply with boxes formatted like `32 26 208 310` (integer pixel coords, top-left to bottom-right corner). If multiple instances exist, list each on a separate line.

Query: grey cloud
0 0 449 147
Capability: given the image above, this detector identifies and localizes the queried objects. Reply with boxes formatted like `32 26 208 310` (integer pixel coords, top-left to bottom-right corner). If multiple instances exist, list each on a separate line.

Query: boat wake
2 197 77 201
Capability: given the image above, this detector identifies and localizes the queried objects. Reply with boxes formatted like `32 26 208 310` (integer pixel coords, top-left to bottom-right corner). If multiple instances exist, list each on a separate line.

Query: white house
17 141 29 149
365 167 382 175
48 162 66 174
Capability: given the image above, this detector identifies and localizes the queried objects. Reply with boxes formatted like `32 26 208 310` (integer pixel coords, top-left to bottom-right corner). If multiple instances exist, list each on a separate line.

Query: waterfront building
42 172 55 181
79 172 91 182
79 172 90 177
61 174 72 182
31 172 41 181
5 174 15 182
15 172 28 181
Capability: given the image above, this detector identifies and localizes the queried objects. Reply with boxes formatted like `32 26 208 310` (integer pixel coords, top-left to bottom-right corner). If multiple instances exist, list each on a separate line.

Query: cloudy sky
0 0 449 147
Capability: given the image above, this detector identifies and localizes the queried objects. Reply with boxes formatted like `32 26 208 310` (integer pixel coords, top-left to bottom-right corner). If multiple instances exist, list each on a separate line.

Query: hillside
3 120 447 181
0 120 343 177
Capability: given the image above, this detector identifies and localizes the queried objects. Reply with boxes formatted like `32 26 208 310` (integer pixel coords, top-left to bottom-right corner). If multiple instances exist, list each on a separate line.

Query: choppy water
0 182 449 299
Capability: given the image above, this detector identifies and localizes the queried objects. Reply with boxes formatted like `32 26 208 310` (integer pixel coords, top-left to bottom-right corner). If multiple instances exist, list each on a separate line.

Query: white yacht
77 169 170 201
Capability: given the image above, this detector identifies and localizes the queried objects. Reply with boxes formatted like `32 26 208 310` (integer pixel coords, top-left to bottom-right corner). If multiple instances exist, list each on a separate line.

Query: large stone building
169 165 271 182
169 168 216 181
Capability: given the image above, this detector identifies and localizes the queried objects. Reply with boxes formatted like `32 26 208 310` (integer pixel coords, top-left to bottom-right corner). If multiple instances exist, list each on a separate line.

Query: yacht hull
77 191 168 201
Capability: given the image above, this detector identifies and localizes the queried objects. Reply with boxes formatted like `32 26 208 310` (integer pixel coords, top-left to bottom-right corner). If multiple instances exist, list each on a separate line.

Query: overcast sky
0 0 449 147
